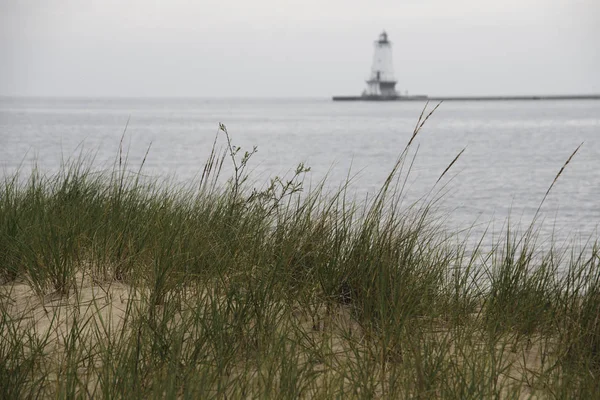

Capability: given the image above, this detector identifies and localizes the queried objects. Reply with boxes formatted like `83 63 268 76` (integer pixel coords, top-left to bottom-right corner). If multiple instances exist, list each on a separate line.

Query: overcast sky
1 0 599 97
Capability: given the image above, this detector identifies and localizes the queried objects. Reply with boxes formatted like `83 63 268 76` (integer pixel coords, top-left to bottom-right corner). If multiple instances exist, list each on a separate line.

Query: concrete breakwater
332 94 600 101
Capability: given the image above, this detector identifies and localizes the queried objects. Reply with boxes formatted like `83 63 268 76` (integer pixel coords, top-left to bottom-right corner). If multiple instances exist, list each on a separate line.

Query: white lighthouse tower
365 31 398 97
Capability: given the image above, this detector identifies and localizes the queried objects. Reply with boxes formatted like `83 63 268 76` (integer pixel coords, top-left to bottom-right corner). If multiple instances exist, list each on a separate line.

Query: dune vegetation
1 108 599 399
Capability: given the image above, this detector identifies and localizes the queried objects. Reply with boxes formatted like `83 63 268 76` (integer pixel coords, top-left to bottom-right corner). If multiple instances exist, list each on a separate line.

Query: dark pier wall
332 94 600 102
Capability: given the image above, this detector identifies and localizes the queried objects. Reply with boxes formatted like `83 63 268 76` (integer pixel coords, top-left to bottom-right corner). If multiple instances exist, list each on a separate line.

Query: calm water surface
1 97 599 245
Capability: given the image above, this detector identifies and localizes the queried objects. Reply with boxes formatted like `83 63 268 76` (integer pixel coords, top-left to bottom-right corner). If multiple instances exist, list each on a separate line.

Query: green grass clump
1 110 600 398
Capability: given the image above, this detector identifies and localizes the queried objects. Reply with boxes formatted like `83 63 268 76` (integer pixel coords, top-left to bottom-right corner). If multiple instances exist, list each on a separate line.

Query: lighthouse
332 31 600 101
365 31 398 97
332 32 430 101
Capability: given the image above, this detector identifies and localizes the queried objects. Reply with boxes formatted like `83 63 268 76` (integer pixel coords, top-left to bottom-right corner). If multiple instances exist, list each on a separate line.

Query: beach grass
1 113 599 398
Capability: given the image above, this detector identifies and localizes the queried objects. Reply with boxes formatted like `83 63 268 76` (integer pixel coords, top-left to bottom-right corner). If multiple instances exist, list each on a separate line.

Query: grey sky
1 0 599 97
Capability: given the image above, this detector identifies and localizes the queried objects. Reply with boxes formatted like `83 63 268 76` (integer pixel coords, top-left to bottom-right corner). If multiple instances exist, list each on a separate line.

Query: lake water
1 97 599 246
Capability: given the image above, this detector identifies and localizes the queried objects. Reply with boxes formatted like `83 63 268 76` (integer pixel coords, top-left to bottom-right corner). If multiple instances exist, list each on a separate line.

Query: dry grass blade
406 101 443 149
412 100 429 136
118 116 131 168
541 142 583 205
417 101 443 132
140 142 152 171
526 141 584 234
200 126 222 190
436 147 466 184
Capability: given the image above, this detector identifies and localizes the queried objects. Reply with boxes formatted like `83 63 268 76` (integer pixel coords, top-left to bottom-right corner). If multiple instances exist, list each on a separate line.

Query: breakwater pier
332 94 600 102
